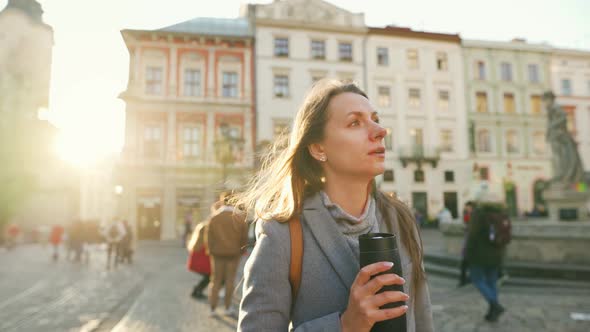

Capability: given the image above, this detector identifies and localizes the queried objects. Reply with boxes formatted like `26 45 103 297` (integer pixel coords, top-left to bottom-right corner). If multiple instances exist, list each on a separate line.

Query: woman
236 79 433 331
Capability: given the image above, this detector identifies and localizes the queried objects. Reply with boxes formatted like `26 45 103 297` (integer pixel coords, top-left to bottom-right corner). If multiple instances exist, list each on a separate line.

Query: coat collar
301 192 359 291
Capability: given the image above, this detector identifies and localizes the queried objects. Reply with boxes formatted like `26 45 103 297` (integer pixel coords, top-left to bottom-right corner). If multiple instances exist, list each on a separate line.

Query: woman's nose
372 123 387 141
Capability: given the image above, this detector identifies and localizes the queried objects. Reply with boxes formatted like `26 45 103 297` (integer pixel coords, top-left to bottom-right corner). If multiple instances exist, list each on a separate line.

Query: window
407 49 419 69
440 129 453 152
479 166 490 181
506 130 520 154
438 90 449 110
383 170 394 182
414 170 425 183
436 52 448 71
530 95 542 114
410 128 424 147
528 64 539 83
532 131 545 154
143 126 162 158
476 92 488 113
409 88 421 108
273 75 289 98
444 170 454 183
477 129 491 153
145 66 163 95
378 86 391 107
500 62 513 81
311 40 325 60
183 69 201 97
311 75 324 85
503 93 515 113
565 108 576 133
274 38 289 57
182 126 201 158
377 47 389 66
384 128 393 150
561 79 572 95
273 119 291 139
339 42 353 61
475 61 486 80
222 72 238 98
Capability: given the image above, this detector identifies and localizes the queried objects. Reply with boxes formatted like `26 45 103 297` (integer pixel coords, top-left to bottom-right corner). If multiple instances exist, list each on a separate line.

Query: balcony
398 145 440 168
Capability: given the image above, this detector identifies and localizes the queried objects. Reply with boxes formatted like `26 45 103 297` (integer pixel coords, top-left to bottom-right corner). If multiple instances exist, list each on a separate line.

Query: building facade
463 39 552 216
550 48 590 171
366 26 468 219
0 0 79 233
119 18 255 240
242 0 367 144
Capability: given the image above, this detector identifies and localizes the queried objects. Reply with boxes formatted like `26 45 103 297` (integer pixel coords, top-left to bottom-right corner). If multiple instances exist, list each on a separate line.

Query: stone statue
543 91 585 188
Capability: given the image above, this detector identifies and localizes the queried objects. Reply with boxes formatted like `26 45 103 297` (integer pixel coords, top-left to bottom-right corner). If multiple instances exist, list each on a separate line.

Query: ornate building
241 0 367 144
463 39 552 216
366 26 468 218
118 18 255 240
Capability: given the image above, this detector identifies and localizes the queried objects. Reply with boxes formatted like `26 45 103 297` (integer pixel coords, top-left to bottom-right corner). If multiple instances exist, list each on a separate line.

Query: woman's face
311 92 387 180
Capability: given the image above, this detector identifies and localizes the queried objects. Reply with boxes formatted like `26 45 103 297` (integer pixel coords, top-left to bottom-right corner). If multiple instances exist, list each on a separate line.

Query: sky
1 0 589 166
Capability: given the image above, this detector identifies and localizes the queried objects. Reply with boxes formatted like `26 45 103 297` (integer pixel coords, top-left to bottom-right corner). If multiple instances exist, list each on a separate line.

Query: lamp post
114 185 123 219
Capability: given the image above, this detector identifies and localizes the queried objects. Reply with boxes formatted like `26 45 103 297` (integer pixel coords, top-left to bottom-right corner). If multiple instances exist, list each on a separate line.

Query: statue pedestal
543 185 590 221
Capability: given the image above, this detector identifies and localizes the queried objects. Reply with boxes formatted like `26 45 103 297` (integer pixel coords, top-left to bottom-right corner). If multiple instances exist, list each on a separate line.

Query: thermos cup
359 233 407 332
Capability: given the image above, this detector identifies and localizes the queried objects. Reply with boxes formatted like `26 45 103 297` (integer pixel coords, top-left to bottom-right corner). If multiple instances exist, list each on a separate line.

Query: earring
319 155 327 162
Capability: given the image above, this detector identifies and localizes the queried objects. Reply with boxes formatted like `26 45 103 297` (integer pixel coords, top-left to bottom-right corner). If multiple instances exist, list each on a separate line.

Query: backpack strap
288 216 303 302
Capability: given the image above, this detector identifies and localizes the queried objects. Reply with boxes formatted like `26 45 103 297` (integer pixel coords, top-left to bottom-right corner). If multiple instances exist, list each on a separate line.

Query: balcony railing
398 145 440 168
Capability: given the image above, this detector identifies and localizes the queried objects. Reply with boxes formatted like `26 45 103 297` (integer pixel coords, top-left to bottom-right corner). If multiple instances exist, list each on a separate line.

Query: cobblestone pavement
2 237 590 332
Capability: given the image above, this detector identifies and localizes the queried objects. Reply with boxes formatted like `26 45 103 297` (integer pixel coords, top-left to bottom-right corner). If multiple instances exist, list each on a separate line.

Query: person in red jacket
49 224 64 261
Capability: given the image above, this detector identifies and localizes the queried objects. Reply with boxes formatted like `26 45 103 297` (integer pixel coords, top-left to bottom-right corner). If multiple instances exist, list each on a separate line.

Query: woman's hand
340 261 409 332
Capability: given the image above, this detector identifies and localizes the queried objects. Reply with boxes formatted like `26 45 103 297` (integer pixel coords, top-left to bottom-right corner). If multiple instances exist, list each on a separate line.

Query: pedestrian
49 224 64 261
5 223 20 250
206 191 248 317
458 201 475 287
183 212 193 247
235 79 433 331
465 196 509 322
186 217 211 300
68 220 84 263
102 218 126 269
119 220 133 264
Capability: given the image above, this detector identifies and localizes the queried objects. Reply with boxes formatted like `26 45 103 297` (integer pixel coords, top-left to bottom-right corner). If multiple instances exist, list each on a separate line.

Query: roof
369 26 461 44
463 39 552 52
156 17 252 38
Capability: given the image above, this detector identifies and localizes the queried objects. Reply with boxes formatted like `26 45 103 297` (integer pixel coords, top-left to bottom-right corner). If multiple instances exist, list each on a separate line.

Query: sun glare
54 128 119 168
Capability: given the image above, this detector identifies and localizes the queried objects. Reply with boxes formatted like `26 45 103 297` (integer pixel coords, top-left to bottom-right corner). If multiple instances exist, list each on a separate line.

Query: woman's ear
308 143 326 162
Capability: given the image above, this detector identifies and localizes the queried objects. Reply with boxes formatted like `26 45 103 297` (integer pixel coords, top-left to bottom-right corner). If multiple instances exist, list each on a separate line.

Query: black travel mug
359 233 407 332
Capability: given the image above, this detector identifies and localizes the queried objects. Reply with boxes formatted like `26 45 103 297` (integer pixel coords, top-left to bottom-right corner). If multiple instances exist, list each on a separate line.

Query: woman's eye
374 118 380 124
350 120 360 127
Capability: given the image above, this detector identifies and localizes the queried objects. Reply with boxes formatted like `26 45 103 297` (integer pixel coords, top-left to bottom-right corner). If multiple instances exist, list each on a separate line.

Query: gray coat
238 193 434 332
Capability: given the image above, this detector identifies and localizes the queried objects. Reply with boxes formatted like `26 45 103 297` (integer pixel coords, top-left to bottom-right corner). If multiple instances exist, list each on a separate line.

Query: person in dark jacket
465 200 507 322
458 201 475 287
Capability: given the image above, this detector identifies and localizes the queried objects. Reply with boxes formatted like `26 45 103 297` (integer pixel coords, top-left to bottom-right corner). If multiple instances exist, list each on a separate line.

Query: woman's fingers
371 305 409 322
353 262 394 286
362 273 405 295
370 290 409 308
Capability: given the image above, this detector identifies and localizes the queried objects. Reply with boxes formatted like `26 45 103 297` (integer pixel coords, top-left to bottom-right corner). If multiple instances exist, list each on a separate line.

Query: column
208 49 216 98
169 46 178 96
167 110 176 162
161 178 177 240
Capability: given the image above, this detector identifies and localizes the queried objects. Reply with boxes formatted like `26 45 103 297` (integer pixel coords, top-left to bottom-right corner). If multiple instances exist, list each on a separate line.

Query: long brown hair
233 79 425 291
